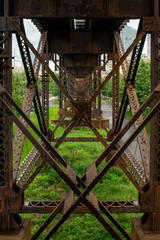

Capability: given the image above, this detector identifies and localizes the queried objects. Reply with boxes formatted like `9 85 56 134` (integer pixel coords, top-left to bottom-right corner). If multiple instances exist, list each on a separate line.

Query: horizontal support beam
23 200 141 214
10 0 152 18
48 30 113 54
53 137 108 142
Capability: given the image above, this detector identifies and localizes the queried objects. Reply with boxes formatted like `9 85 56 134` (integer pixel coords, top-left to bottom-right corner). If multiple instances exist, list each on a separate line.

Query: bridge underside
0 0 160 239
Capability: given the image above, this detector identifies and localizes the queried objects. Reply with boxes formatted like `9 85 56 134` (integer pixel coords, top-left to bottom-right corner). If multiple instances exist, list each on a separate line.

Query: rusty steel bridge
0 0 160 239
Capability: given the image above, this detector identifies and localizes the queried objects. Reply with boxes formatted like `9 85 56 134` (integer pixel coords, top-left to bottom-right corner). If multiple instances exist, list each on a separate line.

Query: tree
12 71 42 115
101 74 124 101
135 59 151 104
135 59 151 116
49 73 60 96
12 71 27 108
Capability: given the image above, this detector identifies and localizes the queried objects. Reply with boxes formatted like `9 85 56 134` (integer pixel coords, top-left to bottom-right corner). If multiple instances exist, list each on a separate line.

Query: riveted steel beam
22 200 141 214
0 1 22 232
10 0 153 18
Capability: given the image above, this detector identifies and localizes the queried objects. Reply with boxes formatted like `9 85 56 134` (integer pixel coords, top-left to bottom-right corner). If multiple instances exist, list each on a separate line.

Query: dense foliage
101 60 151 109
49 73 60 96
12 71 42 109
12 71 27 108
101 74 125 101
135 60 151 116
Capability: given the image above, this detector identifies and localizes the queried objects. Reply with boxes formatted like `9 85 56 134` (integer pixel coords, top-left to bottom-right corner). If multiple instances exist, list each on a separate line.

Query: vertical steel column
0 1 21 231
0 21 12 188
59 56 63 114
150 1 160 187
145 0 160 231
98 55 102 117
42 62 49 132
42 39 49 131
63 72 67 104
140 0 160 233
112 40 120 131
93 72 97 115
89 73 92 98
112 63 120 131
94 73 97 95
0 4 12 231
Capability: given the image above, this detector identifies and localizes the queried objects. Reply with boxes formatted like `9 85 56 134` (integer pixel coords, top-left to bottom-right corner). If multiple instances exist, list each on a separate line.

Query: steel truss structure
0 0 160 239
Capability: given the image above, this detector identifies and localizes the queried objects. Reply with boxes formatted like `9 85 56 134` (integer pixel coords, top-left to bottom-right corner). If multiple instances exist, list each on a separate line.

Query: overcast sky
12 19 148 67
12 19 40 67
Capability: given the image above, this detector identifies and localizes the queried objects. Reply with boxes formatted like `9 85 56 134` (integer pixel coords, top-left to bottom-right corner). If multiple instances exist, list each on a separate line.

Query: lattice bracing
114 26 150 181
16 146 42 188
13 31 48 180
1 77 160 238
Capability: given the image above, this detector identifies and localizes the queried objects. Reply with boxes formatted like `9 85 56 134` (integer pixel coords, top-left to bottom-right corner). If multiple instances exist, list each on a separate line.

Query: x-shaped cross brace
2 19 154 239
1 84 160 239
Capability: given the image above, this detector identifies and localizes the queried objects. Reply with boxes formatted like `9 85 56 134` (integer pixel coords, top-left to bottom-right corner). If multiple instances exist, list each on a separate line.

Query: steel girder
0 16 152 239
139 0 160 231
9 0 153 18
1 0 160 239
0 6 22 231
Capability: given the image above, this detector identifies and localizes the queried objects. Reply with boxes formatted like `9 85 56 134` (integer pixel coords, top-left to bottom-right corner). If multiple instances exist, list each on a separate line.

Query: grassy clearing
52 98 59 104
16 106 142 239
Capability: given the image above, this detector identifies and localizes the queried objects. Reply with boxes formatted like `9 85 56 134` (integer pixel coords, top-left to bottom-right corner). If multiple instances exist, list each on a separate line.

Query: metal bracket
72 101 91 125
107 53 119 61
0 17 6 31
0 17 20 32
0 84 5 95
143 17 160 32
0 187 22 214
140 187 155 212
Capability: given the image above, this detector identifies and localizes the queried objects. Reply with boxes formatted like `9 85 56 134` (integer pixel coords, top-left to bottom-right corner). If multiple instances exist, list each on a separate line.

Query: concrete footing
0 219 31 240
132 218 160 240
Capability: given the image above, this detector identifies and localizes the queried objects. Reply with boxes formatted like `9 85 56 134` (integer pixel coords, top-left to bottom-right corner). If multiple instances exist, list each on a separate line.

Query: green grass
52 98 103 106
15 106 142 239
52 98 59 104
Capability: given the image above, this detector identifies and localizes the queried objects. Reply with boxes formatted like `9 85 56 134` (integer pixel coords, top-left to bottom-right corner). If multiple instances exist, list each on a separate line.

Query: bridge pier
0 219 31 240
132 218 160 240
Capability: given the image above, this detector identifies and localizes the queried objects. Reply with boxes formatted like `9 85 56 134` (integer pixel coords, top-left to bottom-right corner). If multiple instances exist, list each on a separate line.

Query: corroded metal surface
13 31 47 180
1 82 160 238
23 200 141 214
114 27 150 181
0 1 160 239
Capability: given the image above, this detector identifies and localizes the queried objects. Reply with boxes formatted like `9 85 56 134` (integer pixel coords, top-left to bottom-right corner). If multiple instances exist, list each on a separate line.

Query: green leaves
49 73 60 96
101 75 124 101
135 59 151 117
12 71 27 108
